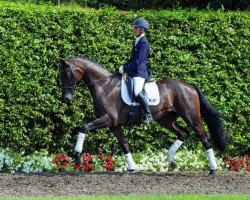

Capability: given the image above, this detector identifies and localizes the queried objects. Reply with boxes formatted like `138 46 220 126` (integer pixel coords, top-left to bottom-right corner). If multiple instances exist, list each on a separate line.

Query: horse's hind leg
111 127 136 171
180 109 217 176
157 113 189 169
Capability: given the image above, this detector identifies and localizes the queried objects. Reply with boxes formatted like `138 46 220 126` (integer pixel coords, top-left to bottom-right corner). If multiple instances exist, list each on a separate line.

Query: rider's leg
133 77 153 124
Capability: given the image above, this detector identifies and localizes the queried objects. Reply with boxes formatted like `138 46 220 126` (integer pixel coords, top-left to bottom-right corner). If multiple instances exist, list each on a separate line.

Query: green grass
0 195 250 200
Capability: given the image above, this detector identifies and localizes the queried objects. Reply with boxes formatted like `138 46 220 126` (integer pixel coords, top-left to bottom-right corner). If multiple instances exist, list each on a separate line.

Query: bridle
60 63 115 93
60 63 78 93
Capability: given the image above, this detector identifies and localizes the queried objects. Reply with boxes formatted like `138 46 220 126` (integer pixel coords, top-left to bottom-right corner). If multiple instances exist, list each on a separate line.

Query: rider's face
133 26 141 37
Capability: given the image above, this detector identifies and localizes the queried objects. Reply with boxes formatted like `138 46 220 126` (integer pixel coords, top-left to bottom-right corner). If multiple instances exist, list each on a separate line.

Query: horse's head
59 58 81 105
58 57 112 105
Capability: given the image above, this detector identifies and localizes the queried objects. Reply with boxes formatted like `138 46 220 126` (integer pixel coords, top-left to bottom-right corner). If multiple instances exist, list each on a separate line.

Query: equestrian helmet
133 18 149 31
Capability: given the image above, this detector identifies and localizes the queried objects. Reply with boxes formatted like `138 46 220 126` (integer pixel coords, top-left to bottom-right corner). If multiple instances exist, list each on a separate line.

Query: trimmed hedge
0 2 249 156
4 0 250 10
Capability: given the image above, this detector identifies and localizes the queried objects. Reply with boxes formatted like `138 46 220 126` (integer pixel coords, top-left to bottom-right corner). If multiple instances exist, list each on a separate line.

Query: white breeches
132 77 145 97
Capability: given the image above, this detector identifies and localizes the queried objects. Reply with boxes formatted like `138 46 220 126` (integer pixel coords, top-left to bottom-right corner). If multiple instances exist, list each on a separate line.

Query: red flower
105 161 115 171
88 164 93 170
236 163 241 170
98 155 105 160
83 164 93 172
73 164 81 170
83 161 89 166
53 153 73 171
246 165 250 171
54 152 116 172
247 155 250 161
87 155 92 162
231 165 235 171
225 160 230 166
106 155 113 161
226 156 231 162
237 157 244 164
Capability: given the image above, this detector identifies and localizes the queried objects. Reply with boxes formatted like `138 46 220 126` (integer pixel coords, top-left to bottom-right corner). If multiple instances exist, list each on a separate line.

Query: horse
59 56 227 176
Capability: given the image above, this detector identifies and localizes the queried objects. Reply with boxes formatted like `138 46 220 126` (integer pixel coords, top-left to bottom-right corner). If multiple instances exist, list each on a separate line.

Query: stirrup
142 114 153 124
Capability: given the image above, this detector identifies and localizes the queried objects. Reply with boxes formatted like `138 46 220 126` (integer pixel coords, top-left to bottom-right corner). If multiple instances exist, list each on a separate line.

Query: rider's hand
119 66 124 74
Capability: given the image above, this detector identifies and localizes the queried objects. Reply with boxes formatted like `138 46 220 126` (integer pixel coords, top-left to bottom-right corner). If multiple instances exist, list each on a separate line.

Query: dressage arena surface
0 172 249 196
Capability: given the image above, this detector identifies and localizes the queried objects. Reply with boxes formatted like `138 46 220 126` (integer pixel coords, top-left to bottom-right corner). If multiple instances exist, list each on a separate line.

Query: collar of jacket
134 33 145 46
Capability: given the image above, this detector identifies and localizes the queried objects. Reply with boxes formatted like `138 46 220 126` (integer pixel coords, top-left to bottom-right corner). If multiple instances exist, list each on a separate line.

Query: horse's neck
79 59 113 106
82 60 112 83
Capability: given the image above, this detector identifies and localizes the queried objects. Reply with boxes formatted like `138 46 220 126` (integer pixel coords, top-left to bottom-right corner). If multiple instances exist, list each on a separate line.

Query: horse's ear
57 57 67 66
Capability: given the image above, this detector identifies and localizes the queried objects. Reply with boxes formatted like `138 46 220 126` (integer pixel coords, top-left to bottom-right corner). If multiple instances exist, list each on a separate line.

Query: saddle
121 74 160 106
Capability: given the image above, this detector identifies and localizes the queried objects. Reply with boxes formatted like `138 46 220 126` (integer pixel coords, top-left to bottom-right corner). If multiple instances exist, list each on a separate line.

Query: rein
60 63 116 91
84 74 115 87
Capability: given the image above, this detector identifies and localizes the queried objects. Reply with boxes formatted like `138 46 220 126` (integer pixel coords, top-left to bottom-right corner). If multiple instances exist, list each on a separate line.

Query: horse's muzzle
62 93 73 105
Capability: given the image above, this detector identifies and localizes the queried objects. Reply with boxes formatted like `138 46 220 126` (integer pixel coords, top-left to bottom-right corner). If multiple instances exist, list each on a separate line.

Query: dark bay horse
59 57 227 176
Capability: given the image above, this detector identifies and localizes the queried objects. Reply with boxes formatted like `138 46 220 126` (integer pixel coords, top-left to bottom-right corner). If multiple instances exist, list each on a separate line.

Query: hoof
125 169 137 174
75 152 82 166
121 169 136 176
169 161 177 169
208 169 215 177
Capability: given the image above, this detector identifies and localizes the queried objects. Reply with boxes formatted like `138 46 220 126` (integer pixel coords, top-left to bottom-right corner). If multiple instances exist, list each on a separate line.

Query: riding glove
119 66 124 74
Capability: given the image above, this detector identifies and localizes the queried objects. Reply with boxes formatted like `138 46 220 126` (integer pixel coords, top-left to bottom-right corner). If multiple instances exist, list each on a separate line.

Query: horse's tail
191 84 227 152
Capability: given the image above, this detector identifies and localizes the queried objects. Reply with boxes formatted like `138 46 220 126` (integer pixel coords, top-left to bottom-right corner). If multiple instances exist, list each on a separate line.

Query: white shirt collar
135 33 145 46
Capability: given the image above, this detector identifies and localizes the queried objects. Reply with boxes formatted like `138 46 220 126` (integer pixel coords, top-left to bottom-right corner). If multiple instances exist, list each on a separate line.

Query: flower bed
71 153 115 172
0 148 249 173
225 155 250 172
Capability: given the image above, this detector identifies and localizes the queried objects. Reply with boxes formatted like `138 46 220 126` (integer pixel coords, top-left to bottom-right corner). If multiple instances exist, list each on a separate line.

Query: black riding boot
136 91 153 124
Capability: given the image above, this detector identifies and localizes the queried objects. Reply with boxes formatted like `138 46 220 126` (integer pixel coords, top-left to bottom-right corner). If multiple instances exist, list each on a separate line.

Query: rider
119 17 153 124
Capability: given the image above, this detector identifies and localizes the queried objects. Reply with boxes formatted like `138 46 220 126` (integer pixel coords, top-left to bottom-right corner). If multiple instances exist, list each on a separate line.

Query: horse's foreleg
75 114 111 166
111 127 136 171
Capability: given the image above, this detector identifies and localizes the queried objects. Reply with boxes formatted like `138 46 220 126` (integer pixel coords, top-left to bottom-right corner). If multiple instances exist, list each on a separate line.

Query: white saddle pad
121 76 160 106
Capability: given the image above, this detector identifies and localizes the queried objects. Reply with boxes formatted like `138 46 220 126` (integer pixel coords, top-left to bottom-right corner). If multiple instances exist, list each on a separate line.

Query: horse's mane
70 56 112 75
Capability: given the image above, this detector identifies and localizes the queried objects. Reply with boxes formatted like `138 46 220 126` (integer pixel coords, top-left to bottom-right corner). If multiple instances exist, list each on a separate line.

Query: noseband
60 63 78 93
